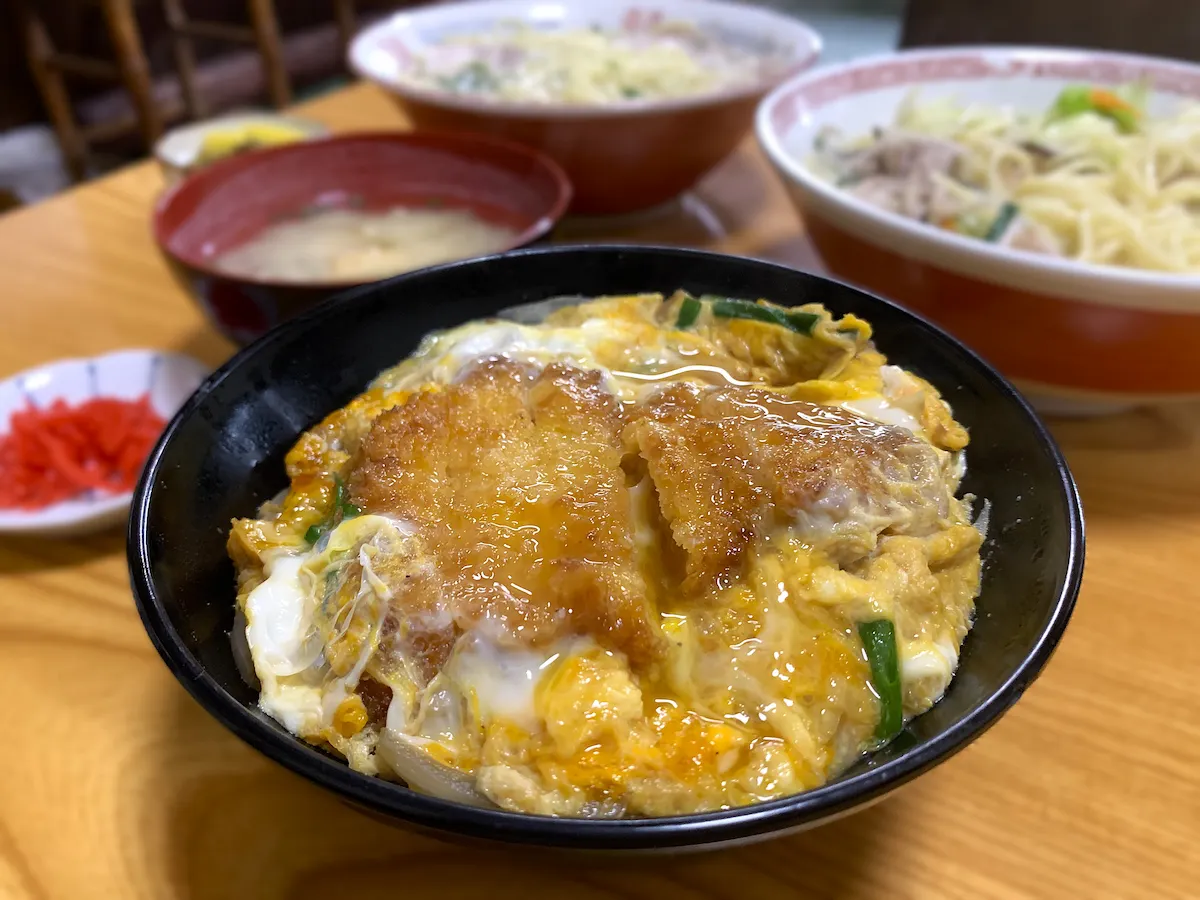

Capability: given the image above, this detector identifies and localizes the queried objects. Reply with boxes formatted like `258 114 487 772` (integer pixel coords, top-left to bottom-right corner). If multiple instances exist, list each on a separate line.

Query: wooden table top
1 82 1197 900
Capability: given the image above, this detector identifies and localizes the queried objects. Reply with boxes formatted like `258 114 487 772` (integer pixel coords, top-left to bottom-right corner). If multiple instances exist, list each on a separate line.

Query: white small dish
154 111 328 186
0 350 208 537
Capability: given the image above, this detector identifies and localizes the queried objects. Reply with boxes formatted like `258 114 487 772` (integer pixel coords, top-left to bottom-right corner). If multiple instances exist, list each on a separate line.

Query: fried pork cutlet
348 358 664 670
624 382 955 595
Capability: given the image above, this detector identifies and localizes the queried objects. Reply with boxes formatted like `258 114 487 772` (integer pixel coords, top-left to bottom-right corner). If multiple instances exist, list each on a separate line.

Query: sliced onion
230 607 260 690
377 729 496 809
974 497 992 539
497 295 588 324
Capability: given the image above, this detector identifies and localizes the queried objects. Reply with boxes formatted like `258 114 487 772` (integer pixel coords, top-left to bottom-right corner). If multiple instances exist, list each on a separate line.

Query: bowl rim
151 129 574 291
128 245 1085 850
348 0 823 120
755 44 1200 307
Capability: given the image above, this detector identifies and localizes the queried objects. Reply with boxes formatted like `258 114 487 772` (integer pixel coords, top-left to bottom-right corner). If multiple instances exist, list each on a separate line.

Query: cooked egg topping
229 292 981 816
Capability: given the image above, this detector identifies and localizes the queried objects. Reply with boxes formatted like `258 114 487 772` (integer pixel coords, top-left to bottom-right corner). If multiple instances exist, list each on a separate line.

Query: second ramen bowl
350 0 822 215
756 45 1200 415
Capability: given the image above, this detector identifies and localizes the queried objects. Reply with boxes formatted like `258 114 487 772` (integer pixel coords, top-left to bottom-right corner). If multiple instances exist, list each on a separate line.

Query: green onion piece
305 475 358 545
784 311 821 334
710 296 784 326
441 61 496 94
676 295 702 328
858 619 903 742
333 475 359 520
983 202 1020 242
707 297 820 335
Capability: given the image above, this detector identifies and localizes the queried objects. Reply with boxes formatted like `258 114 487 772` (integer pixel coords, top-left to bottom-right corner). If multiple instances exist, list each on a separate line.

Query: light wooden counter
1 82 1197 900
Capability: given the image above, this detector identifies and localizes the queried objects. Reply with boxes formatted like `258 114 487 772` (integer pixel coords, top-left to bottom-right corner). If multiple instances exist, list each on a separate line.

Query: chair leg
333 0 356 55
247 0 291 108
162 0 205 120
14 0 89 181
100 0 164 151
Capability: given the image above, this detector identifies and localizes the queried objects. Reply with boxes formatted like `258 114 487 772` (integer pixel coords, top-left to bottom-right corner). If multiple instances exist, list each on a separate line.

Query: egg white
242 512 579 743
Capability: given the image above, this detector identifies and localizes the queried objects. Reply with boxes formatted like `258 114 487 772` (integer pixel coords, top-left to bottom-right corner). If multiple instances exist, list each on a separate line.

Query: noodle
813 87 1200 273
407 21 769 105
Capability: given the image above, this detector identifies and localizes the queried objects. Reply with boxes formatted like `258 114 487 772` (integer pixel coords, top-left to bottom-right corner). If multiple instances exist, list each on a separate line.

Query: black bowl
129 246 1084 851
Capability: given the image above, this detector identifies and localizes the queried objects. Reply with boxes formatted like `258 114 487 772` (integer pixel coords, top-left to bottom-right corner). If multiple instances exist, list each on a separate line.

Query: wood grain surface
1 83 1197 900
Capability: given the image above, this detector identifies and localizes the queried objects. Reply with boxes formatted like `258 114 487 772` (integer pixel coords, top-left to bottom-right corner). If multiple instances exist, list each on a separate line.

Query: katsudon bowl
128 246 1083 851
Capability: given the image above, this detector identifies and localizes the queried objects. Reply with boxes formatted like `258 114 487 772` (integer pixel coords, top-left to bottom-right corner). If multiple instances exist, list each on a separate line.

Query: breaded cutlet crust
348 358 664 668
624 382 950 595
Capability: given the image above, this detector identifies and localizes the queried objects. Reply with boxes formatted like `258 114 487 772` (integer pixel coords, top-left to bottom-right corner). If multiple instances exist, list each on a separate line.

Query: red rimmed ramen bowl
153 131 572 345
349 0 822 215
756 46 1200 415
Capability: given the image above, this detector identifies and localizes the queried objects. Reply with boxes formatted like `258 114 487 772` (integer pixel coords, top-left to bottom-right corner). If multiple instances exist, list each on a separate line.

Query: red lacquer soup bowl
153 131 571 345
349 0 822 216
756 46 1200 415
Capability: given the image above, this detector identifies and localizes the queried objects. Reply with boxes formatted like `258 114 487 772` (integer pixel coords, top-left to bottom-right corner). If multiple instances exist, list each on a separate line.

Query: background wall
0 0 907 205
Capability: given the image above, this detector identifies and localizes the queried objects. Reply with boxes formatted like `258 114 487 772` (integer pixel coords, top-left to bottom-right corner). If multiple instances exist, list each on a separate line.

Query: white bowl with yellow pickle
130 246 1083 849
154 112 328 185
